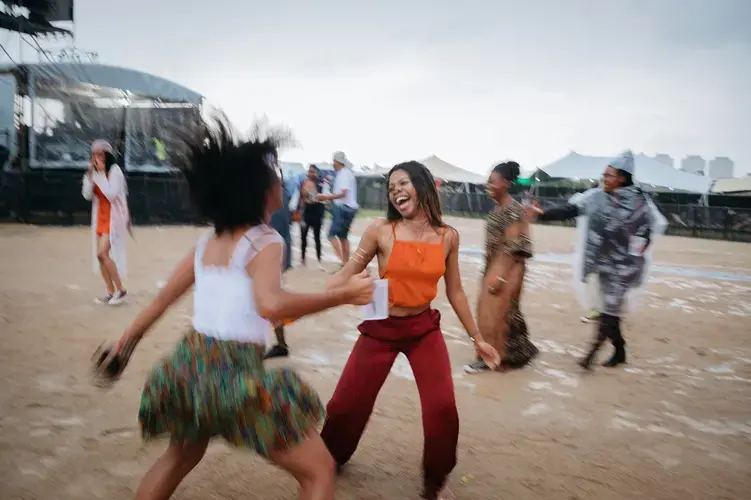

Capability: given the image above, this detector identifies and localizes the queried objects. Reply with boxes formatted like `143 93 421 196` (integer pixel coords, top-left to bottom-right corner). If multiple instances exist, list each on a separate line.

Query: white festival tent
420 155 487 184
356 155 486 184
535 152 712 194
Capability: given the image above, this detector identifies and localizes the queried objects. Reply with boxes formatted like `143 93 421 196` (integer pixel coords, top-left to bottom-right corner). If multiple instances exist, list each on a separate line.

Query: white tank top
192 224 284 343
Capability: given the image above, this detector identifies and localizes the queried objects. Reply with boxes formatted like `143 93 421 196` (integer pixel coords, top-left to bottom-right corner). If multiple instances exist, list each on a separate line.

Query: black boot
602 345 626 367
578 316 612 371
264 326 290 359
578 339 604 371
602 317 627 367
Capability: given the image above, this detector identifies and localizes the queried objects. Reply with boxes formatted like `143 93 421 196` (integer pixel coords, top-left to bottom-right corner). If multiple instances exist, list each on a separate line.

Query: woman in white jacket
81 140 130 305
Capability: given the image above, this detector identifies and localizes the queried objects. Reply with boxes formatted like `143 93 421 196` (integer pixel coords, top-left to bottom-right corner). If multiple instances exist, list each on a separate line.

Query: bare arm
326 219 383 289
444 228 482 340
251 242 356 322
121 249 196 343
316 189 346 202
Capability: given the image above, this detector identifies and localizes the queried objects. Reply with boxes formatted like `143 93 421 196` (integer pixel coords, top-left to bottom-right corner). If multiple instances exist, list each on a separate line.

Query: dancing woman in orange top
321 161 500 500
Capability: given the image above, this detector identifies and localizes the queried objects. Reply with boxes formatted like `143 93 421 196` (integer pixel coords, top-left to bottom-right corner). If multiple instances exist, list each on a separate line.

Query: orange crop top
94 184 111 235
381 223 447 308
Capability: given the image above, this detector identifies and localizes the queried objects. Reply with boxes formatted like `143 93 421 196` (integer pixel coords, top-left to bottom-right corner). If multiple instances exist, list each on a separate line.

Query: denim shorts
328 205 357 239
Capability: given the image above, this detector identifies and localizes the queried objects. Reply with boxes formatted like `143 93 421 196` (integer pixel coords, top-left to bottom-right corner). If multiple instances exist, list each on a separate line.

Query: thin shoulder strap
231 225 284 269
391 222 397 240
194 229 214 272
441 226 448 243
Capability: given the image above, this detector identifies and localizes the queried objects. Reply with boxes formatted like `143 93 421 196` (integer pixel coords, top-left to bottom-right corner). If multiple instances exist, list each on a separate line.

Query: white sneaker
95 293 113 305
463 360 491 374
580 310 600 323
108 290 127 305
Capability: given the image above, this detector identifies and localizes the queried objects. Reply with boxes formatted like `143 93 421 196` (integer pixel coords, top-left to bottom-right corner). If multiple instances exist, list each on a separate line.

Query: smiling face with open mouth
388 168 419 218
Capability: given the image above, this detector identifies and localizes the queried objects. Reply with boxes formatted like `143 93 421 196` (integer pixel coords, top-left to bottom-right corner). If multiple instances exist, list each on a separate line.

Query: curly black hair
491 161 521 183
174 113 293 234
386 161 445 227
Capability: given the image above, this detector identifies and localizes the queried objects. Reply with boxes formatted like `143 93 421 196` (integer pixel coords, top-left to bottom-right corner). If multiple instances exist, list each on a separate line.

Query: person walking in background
81 139 130 305
317 151 358 270
527 151 666 370
299 164 326 269
265 163 294 360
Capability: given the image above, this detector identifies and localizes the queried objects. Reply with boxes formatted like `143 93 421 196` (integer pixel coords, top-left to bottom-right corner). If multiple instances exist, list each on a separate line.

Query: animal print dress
483 201 539 368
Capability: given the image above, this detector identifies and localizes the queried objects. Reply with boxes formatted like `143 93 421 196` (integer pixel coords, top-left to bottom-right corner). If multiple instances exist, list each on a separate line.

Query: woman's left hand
91 332 139 386
475 340 501 369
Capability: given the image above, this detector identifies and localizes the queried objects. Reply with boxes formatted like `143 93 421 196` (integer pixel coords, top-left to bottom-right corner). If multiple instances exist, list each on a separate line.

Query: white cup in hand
361 279 388 321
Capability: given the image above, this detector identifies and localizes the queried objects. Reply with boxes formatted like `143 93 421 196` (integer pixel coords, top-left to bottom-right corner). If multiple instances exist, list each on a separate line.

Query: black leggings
301 217 323 261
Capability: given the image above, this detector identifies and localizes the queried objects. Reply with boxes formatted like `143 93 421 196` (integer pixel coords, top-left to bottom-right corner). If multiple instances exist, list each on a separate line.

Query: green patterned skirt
138 329 325 457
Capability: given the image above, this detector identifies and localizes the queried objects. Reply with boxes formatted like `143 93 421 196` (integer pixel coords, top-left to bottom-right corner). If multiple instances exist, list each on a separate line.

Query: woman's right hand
343 270 375 305
523 204 543 221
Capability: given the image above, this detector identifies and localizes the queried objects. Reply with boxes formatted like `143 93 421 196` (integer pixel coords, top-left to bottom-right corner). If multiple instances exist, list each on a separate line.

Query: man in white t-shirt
317 151 359 267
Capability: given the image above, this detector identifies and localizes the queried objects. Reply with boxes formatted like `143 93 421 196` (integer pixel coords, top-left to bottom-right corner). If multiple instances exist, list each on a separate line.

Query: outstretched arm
253 242 363 322
536 203 580 222
119 249 196 344
326 219 383 289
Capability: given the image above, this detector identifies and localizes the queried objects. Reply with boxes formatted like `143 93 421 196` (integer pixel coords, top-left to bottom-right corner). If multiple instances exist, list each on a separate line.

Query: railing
356 186 751 243
1 171 749 242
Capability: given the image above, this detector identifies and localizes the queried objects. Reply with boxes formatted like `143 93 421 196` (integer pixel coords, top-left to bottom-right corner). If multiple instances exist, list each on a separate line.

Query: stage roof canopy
1 63 203 103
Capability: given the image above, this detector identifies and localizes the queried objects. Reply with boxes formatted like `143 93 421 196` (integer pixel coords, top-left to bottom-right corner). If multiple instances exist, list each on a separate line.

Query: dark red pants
320 309 459 493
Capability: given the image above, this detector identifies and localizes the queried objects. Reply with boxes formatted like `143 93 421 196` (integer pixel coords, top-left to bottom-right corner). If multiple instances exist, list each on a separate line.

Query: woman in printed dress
464 161 539 374
81 139 130 305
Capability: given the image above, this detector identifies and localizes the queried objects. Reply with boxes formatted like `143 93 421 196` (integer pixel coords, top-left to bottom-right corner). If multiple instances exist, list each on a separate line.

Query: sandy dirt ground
0 218 750 500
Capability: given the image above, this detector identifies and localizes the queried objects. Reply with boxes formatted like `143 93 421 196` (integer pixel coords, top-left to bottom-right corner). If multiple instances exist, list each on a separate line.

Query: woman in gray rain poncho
528 151 666 370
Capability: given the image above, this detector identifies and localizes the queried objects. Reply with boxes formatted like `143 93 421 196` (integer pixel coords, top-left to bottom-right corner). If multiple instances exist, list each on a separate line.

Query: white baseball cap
332 151 349 166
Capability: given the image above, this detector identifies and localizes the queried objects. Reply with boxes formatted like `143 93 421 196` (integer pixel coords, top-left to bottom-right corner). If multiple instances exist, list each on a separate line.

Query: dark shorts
328 205 357 239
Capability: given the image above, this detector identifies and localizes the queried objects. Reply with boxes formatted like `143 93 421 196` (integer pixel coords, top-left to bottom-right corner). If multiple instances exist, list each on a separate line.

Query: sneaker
95 293 113 305
108 290 127 305
264 344 290 360
580 310 600 323
463 359 491 374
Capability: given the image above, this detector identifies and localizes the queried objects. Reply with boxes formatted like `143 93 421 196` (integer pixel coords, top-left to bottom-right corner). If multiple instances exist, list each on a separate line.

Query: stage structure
0 62 204 171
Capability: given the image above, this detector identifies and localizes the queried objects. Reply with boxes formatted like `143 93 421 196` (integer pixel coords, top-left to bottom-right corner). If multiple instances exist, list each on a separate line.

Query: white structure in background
355 155 486 184
711 176 751 195
280 161 305 179
535 151 712 193
419 155 486 183
707 157 734 180
681 155 706 175
653 153 674 169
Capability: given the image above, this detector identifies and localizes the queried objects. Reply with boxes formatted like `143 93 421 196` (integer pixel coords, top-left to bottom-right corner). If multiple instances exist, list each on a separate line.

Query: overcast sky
11 0 751 174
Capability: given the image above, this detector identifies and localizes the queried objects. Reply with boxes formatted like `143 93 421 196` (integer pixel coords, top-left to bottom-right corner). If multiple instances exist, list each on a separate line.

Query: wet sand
0 219 749 499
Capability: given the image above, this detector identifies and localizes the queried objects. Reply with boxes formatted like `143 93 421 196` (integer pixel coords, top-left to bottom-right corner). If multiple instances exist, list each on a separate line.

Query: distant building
681 155 706 175
707 157 734 180
654 154 674 169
